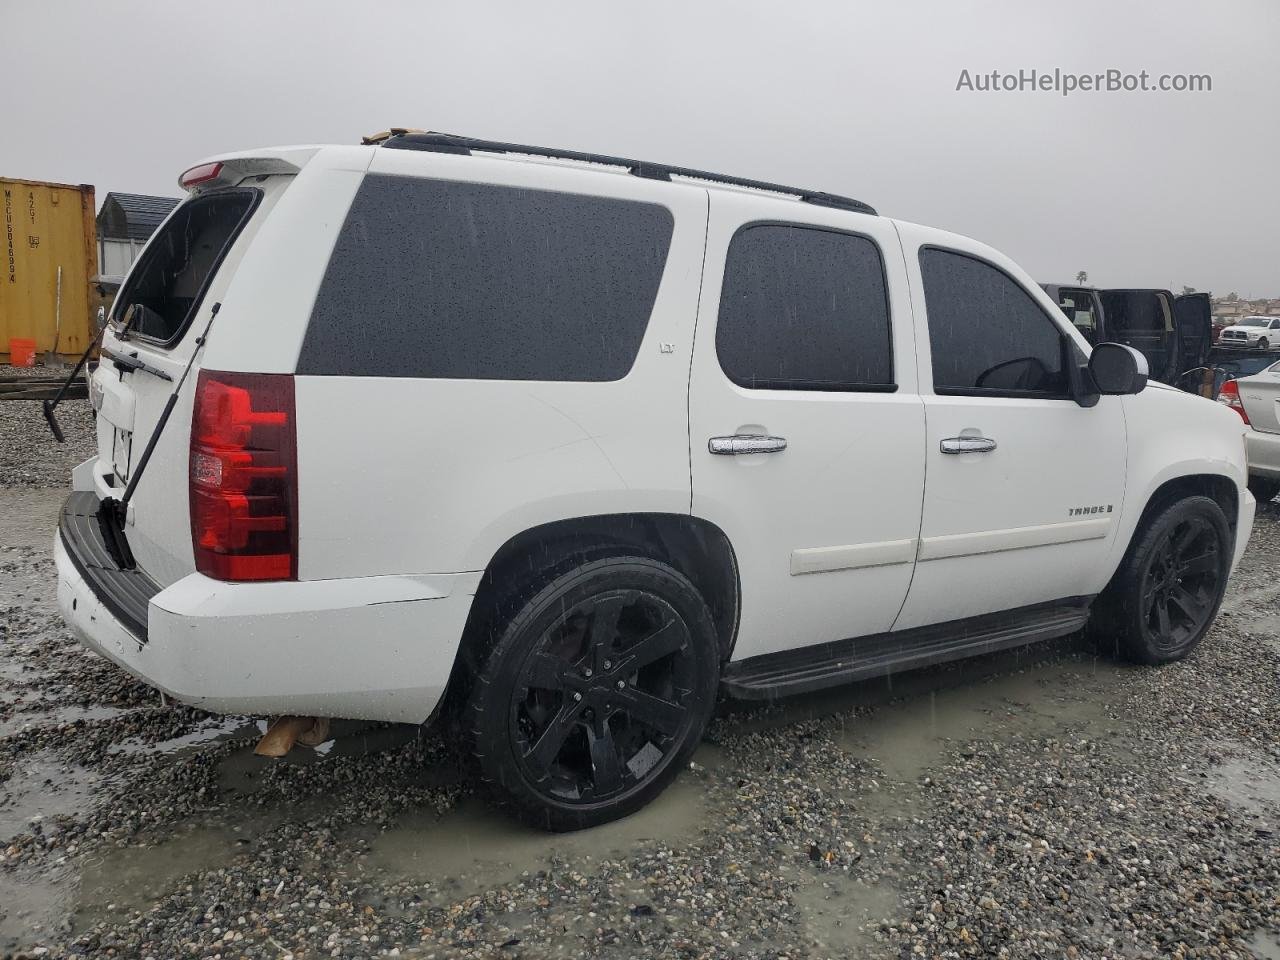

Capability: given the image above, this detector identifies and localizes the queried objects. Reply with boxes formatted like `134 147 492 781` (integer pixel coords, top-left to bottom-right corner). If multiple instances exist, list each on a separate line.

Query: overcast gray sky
5 0 1277 296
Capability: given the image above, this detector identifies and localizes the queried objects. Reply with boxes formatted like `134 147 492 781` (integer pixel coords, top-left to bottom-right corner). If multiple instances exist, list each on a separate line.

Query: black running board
720 596 1094 700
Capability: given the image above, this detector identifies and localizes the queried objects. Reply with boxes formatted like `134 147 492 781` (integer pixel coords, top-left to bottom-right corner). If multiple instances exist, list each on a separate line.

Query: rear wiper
101 346 174 382
98 303 222 570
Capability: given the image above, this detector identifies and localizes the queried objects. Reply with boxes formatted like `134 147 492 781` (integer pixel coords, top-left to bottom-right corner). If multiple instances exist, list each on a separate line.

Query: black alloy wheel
1137 514 1223 655
511 587 698 802
1092 495 1231 664
466 556 719 830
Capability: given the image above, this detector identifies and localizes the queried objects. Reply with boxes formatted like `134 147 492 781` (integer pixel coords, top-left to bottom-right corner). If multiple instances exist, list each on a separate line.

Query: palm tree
1076 270 1088 285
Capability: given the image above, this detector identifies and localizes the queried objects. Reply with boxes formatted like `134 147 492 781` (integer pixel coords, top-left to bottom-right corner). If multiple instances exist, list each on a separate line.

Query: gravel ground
2 400 1280 959
0 366 96 486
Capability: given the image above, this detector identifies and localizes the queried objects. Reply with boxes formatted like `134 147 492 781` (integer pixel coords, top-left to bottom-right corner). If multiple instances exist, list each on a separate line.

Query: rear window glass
298 176 674 380
1099 291 1173 335
715 224 893 391
113 190 258 344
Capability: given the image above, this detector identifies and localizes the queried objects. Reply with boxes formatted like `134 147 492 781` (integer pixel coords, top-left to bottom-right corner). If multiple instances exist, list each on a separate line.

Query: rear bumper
1246 428 1280 480
56 495 482 724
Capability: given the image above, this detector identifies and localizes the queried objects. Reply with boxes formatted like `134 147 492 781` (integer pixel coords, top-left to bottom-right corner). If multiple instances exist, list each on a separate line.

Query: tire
1090 496 1231 665
1260 338 1270 351
464 555 719 831
1248 476 1280 504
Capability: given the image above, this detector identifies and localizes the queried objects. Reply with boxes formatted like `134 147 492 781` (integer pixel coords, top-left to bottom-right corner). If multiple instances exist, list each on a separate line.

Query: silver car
1220 357 1280 501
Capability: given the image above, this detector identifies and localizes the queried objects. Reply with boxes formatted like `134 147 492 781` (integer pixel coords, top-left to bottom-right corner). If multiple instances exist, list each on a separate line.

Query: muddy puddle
1252 929 1280 960
1207 744 1280 828
355 744 720 907
791 872 900 956
834 656 1129 786
0 750 102 840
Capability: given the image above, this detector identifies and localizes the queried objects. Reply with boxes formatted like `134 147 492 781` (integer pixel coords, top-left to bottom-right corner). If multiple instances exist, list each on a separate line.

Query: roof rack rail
372 131 876 216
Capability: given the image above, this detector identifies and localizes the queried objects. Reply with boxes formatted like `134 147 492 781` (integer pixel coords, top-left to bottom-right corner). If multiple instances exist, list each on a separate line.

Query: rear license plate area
112 428 132 484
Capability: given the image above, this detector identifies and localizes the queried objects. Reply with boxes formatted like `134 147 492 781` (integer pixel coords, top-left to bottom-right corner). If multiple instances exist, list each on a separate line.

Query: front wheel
1091 496 1231 664
1259 338 1270 351
465 556 719 831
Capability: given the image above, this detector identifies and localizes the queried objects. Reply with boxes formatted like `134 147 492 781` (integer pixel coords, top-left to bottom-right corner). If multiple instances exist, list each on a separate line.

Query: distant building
96 192 181 286
1211 296 1280 327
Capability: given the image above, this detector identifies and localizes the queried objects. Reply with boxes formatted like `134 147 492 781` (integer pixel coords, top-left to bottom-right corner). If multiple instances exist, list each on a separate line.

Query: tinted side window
920 249 1068 396
299 176 674 380
716 224 893 391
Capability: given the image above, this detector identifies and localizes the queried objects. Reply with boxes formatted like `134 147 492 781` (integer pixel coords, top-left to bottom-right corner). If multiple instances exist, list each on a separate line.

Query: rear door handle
708 435 788 455
940 436 997 454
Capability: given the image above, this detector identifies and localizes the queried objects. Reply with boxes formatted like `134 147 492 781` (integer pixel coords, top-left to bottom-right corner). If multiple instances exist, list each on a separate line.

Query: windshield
1237 318 1272 327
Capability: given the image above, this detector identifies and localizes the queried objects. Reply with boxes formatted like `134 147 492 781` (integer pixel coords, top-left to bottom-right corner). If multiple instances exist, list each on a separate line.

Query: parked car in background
56 134 1255 829
1196 347 1280 399
1218 358 1280 503
1219 316 1280 350
1042 284 1211 386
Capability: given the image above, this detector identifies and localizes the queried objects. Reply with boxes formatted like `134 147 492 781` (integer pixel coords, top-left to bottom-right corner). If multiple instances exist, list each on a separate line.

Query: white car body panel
294 148 709 580
891 220 1128 629
1114 381 1254 572
688 190 926 661
90 167 307 587
57 533 480 722
57 141 1257 727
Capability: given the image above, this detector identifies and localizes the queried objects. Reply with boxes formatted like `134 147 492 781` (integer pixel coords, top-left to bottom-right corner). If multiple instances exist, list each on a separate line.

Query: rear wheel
1248 476 1280 504
1091 496 1231 664
465 556 719 831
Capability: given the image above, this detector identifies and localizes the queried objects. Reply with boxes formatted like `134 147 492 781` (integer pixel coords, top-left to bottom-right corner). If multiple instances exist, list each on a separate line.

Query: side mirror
1089 342 1148 395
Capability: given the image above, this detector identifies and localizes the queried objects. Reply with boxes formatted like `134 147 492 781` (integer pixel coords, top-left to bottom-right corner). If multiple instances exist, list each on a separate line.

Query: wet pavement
3 470 1280 957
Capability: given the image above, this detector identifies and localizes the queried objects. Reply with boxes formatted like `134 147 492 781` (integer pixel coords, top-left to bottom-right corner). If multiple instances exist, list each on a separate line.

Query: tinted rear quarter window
299 176 674 380
716 224 893 391
920 248 1068 396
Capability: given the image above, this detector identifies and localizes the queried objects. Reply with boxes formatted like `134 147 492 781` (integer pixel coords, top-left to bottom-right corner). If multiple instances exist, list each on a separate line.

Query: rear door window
299 176 674 381
920 248 1069 397
715 224 894 391
112 189 259 344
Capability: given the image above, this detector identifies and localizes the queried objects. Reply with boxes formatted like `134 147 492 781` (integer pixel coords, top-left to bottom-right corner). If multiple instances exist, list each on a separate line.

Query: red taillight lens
1216 379 1251 426
180 161 224 189
190 370 297 581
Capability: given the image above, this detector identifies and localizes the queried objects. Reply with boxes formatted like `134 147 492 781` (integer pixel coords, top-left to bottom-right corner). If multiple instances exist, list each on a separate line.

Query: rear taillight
1217 378 1251 426
190 370 297 581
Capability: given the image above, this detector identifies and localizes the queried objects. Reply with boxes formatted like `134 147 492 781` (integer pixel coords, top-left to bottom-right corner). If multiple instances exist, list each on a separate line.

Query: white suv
56 132 1255 829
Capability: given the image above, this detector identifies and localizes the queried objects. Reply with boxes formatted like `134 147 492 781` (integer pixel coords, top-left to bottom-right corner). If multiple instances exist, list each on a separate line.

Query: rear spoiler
178 147 319 192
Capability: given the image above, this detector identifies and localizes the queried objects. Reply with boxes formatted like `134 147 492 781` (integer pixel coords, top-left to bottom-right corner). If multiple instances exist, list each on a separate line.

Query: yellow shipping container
1 177 98 362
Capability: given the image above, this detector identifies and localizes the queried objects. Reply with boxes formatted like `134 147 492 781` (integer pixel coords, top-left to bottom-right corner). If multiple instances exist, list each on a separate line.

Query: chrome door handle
940 436 997 454
708 435 788 455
